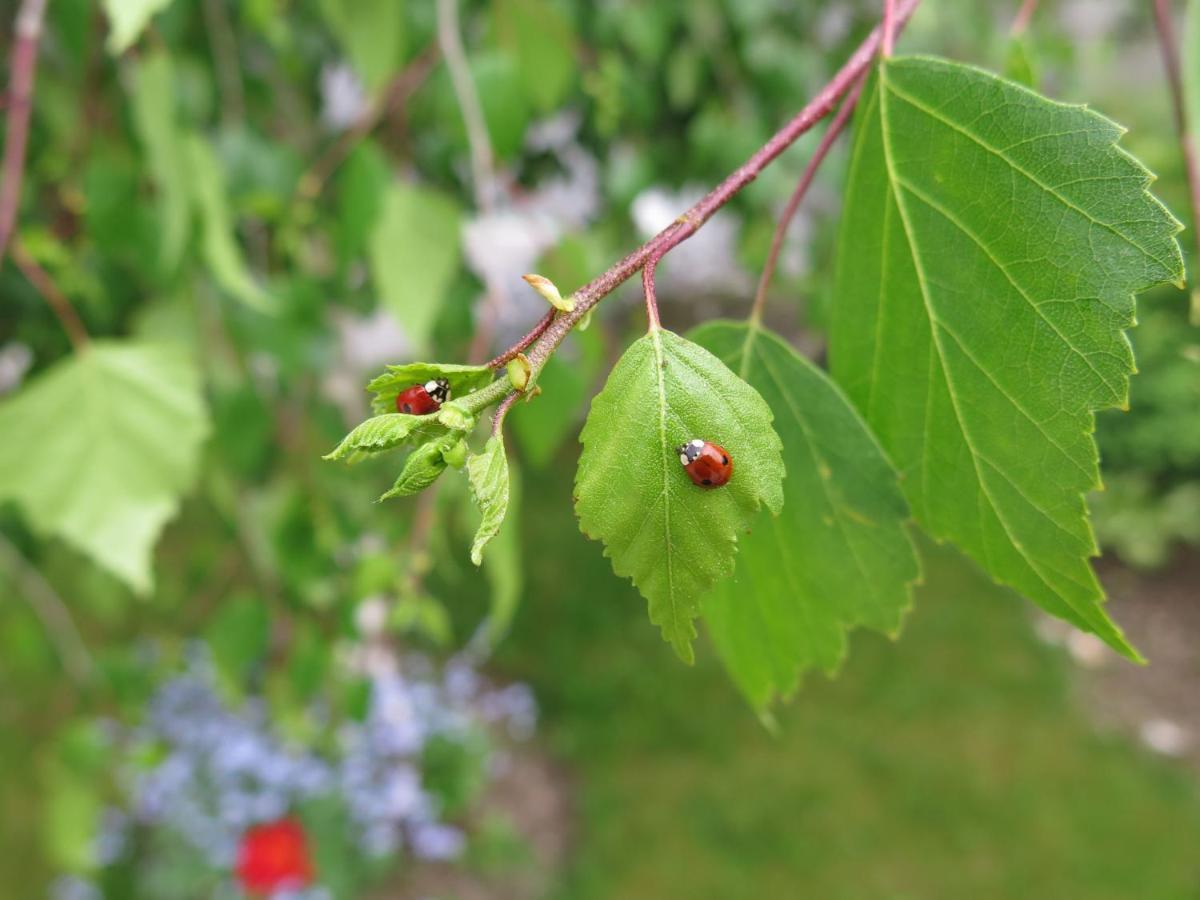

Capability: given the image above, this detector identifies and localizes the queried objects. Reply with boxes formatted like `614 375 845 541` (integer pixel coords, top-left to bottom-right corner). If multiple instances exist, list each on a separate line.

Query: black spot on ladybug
722 455 729 465
702 478 712 485
401 403 412 413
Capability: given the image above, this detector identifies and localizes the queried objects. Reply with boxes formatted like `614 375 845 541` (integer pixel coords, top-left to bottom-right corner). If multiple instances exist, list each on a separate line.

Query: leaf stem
12 241 90 351
492 390 519 436
1151 0 1200 276
1010 0 1039 36
518 0 921 378
882 0 897 56
642 255 663 330
0 0 48 266
749 73 867 326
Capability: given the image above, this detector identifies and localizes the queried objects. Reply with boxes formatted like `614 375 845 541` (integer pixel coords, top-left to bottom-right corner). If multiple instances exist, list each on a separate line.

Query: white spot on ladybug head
425 378 450 402
690 439 704 448
679 453 689 466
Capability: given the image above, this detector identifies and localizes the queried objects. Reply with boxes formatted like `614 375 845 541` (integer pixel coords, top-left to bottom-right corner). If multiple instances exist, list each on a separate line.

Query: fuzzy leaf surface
324 414 437 461
0 342 208 592
575 329 784 662
692 322 920 709
830 57 1185 658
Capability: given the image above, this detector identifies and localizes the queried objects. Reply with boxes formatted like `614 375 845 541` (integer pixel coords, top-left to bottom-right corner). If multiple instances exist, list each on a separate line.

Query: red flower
235 817 314 895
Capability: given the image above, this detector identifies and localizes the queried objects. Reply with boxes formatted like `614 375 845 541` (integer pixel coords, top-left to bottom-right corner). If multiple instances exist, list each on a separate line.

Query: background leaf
101 0 175 54
466 437 510 566
129 50 191 271
493 0 577 113
319 0 405 92
0 342 209 593
830 57 1184 658
185 135 274 313
368 182 463 354
691 322 919 711
575 329 784 662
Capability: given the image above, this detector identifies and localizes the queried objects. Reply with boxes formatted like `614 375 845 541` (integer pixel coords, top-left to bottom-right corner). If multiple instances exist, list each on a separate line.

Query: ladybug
396 378 450 415
677 438 733 488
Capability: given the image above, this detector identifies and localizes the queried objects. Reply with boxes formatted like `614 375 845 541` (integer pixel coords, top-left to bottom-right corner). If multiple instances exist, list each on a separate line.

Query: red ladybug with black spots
677 438 733 488
395 378 450 415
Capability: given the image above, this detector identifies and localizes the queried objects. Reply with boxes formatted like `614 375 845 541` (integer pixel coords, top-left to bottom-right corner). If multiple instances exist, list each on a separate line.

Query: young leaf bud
522 273 575 312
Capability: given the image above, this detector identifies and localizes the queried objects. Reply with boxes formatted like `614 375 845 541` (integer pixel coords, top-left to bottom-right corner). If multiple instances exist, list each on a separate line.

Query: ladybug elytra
677 438 732 488
396 378 450 415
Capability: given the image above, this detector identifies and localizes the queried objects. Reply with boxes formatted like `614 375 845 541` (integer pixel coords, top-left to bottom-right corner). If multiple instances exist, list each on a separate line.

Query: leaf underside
0 342 209 592
692 322 919 710
575 328 784 663
830 56 1185 659
466 437 511 566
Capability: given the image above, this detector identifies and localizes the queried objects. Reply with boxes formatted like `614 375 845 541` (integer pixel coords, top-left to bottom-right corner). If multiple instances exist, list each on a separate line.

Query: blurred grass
493 462 1200 900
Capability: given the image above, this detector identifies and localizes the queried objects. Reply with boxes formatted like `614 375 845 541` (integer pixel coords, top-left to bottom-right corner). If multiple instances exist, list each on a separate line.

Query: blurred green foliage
0 0 1197 896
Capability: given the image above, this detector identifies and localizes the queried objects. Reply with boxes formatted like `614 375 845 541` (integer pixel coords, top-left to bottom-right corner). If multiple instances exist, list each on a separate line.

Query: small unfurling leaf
466 437 510 565
324 414 434 461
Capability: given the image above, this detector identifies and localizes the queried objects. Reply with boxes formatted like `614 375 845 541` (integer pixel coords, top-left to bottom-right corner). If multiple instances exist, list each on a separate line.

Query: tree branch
521 0 921 373
0 0 48 265
1151 0 1200 280
485 306 556 370
750 73 867 324
0 532 94 684
882 0 897 56
12 241 90 351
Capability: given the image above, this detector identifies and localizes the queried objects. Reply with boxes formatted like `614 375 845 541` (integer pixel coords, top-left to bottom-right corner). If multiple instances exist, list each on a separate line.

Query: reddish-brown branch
295 43 439 202
518 0 921 373
12 242 90 351
485 307 556 370
0 0 48 265
1151 0 1200 270
1010 0 1039 36
750 74 867 324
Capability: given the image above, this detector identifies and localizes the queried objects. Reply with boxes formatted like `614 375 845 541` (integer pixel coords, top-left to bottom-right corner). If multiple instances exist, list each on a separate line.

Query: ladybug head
424 378 451 403
676 438 705 465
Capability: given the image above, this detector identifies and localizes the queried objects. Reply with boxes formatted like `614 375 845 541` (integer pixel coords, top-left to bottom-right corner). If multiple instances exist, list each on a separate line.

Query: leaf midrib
876 70 1110 634
649 327 680 647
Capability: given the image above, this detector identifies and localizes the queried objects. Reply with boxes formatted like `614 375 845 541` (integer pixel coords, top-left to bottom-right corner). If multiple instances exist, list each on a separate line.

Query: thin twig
0 533 94 684
485 307 556 370
295 43 440 202
882 0 897 55
0 0 49 265
439 0 511 364
750 74 867 325
12 242 90 350
202 0 244 124
454 0 923 420
1010 0 1040 36
642 256 662 330
1152 0 1200 274
437 0 497 213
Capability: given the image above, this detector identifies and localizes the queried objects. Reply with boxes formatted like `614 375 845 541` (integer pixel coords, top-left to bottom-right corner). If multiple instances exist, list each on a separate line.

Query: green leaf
0 342 209 593
101 0 176 54
369 182 462 353
334 141 390 269
379 435 456 500
493 0 576 112
367 362 493 416
319 0 404 92
466 437 510 566
576 329 785 662
830 57 1184 660
691 322 919 709
480 461 523 647
185 135 274 313
129 50 190 270
324 413 437 461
